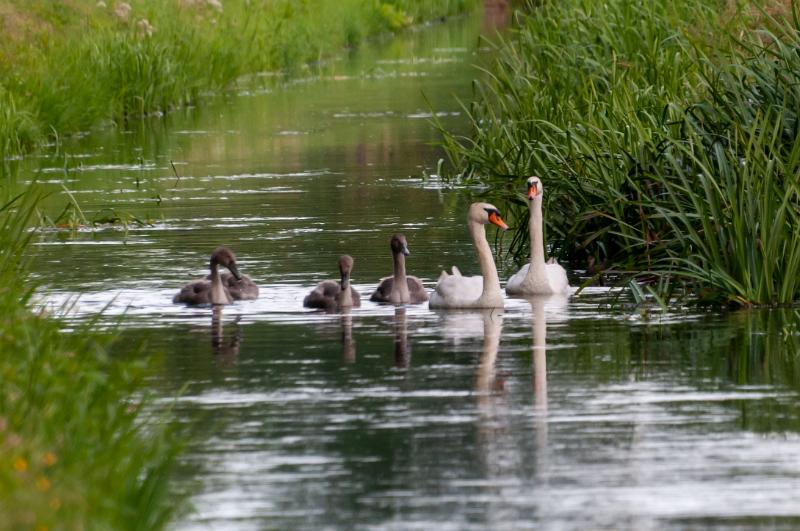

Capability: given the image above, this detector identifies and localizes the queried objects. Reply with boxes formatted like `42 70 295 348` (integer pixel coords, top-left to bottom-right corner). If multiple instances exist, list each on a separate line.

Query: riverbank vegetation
1 1 484 526
438 0 800 306
0 0 476 163
0 191 182 529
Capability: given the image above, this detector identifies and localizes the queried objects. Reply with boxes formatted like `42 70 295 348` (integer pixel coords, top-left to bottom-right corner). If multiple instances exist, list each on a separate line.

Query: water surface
17 9 800 530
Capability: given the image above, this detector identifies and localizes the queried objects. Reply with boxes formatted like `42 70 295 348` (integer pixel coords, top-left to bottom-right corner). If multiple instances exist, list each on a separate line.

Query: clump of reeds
0 190 183 529
438 0 800 306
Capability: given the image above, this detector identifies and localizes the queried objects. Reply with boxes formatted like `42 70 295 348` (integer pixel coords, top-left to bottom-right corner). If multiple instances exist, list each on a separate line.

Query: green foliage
0 0 478 157
0 86 40 165
438 0 800 306
0 191 184 530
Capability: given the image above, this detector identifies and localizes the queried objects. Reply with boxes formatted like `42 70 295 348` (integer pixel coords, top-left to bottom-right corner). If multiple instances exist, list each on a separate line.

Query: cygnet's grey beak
403 245 410 256
228 263 243 281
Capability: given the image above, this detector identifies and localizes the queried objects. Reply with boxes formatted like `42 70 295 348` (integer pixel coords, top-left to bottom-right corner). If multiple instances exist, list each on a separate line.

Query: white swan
506 176 570 296
429 202 509 309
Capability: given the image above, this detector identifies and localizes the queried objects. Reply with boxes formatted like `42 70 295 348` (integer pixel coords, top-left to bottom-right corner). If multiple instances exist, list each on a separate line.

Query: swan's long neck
338 272 353 306
469 219 501 297
209 260 229 305
529 197 547 273
391 252 410 302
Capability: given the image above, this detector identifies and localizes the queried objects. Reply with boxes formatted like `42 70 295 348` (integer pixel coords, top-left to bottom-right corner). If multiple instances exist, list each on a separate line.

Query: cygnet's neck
209 260 230 305
391 251 410 303
338 272 353 306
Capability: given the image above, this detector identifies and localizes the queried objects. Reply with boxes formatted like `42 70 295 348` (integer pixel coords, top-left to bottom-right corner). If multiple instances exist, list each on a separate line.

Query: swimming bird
429 202 509 309
506 176 570 296
370 233 428 304
303 255 361 311
173 247 244 305
216 270 259 300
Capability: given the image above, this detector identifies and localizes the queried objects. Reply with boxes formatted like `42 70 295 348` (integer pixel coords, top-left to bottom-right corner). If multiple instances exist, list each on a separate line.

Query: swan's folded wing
303 280 341 309
349 286 362 307
173 279 211 304
430 274 484 308
546 263 571 293
219 273 259 300
370 276 393 302
505 263 530 294
406 276 429 303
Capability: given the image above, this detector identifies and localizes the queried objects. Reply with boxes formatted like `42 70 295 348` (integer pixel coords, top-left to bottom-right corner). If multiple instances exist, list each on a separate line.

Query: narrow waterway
18 8 800 530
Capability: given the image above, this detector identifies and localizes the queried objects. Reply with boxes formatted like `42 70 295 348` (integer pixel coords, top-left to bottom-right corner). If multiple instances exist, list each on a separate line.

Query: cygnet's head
390 234 410 256
338 255 355 278
211 247 242 280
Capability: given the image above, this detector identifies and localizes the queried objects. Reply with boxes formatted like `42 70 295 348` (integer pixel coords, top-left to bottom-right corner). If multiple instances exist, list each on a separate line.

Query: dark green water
19 9 800 530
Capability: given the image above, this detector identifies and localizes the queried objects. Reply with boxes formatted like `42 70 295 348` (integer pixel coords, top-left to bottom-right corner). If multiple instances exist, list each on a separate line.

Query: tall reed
438 0 800 305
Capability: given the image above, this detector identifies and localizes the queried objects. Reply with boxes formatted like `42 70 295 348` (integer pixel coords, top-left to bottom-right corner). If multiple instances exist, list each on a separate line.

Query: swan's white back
429 268 485 308
506 262 569 295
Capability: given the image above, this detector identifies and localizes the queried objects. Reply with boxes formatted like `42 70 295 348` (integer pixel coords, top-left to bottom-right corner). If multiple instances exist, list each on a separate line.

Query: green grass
437 0 800 306
0 0 477 159
0 190 183 530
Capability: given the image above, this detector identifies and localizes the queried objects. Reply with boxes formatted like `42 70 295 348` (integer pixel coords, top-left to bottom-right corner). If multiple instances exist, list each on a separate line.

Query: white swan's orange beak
527 181 539 200
488 211 509 231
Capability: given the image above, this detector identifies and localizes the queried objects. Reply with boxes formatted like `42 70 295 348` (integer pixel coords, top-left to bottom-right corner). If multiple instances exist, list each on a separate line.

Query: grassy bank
438 0 800 306
0 191 183 528
0 0 476 162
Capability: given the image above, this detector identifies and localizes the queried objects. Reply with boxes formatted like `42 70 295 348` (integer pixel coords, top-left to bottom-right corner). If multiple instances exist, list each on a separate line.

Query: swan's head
211 247 242 280
526 176 543 200
390 234 410 256
469 202 509 230
338 255 355 279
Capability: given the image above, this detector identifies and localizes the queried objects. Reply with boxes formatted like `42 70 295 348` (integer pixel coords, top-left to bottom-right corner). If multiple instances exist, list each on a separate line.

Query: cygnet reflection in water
393 306 410 368
211 306 242 365
340 308 356 363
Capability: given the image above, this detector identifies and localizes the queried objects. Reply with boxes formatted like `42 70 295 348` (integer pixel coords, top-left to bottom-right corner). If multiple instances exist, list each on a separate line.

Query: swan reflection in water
473 309 514 495
475 309 504 399
471 295 566 484
211 306 242 364
529 294 568 457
